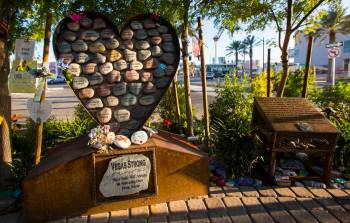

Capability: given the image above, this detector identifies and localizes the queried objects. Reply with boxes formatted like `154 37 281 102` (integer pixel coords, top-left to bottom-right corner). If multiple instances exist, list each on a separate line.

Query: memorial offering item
88 125 116 152
53 12 180 136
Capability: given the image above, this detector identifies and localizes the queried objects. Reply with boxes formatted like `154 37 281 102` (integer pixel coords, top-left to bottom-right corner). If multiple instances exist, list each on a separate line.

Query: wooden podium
23 131 209 223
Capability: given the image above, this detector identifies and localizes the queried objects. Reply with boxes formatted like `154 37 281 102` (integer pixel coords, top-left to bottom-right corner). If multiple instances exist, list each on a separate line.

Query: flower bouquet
88 125 115 153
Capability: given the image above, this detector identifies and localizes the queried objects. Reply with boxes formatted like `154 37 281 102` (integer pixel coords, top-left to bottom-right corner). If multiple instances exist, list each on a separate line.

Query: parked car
48 76 65 84
206 72 214 80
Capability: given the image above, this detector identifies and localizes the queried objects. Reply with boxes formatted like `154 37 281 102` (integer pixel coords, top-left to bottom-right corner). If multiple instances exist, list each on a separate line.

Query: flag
0 18 8 34
192 37 200 59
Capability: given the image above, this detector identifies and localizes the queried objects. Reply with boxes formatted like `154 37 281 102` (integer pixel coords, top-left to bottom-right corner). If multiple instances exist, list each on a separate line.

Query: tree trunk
235 51 238 75
249 47 253 78
302 35 314 98
327 31 336 83
181 0 194 136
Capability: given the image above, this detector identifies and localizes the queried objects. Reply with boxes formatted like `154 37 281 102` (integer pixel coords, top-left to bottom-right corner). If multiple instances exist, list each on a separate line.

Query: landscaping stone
89 212 109 223
150 203 169 216
274 187 296 197
130 206 149 218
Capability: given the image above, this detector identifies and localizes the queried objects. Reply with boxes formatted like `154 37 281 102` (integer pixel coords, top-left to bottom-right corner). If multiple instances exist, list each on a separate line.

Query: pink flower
69 13 86 23
149 12 160 20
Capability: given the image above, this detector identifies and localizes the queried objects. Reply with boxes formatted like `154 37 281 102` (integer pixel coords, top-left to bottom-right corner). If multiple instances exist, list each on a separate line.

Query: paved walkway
2 186 350 223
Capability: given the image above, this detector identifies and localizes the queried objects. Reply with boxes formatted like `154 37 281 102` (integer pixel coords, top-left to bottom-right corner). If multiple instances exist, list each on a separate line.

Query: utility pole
267 48 271 97
302 35 313 98
262 38 265 72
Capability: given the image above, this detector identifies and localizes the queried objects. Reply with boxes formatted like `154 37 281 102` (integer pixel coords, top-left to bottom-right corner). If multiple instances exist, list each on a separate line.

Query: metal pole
332 57 335 86
302 35 313 98
267 48 271 97
262 38 265 72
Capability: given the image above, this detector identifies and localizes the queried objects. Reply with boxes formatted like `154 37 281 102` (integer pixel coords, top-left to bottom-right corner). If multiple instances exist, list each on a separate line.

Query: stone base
23 131 209 223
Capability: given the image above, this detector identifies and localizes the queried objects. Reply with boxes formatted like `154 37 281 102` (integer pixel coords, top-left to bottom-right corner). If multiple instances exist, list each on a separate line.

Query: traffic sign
328 47 341 59
326 42 343 48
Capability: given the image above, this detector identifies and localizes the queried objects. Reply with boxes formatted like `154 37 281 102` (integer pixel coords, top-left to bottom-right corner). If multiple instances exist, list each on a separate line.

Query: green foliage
251 70 275 97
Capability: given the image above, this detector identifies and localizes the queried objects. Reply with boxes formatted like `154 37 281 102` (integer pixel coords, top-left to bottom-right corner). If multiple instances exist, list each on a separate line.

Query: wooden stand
23 131 209 223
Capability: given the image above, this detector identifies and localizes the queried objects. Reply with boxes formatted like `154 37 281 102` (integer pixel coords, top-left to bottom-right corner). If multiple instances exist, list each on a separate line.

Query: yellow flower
0 116 3 125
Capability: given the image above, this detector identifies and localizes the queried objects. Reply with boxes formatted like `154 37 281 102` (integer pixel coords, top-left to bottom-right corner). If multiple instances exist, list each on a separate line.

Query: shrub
251 70 275 97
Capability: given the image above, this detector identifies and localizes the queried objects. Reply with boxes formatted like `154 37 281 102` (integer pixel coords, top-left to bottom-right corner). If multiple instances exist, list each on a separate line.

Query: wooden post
198 17 210 149
35 12 52 165
172 78 182 133
267 48 271 97
302 35 313 98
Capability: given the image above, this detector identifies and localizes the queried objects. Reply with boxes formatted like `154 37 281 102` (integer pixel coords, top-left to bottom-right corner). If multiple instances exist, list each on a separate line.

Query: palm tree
240 41 248 73
226 40 241 72
244 35 261 77
315 3 350 82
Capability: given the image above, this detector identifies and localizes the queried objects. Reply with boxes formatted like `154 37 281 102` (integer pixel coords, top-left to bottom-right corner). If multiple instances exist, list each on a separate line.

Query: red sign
328 47 340 59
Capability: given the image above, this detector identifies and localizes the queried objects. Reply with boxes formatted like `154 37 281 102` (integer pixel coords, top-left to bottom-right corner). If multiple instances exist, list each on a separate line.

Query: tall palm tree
244 35 261 77
240 41 248 73
315 3 350 82
226 40 241 72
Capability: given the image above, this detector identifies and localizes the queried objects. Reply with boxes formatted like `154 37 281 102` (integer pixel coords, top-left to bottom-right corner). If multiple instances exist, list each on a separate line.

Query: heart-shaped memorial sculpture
53 12 180 136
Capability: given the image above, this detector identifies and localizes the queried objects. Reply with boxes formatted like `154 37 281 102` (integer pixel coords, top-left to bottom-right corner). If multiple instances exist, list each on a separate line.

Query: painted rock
97 107 112 123
165 65 176 75
162 42 175 52
107 70 121 83
131 131 148 145
62 31 76 42
157 25 169 34
68 63 81 76
144 19 156 29
66 22 80 31
130 61 143 70
155 77 170 88
131 105 152 119
90 53 106 64
120 93 137 106
151 36 162 45
121 28 133 40
114 109 130 122
143 82 156 94
135 30 148 40
119 40 133 50
75 53 89 64
137 50 151 61
97 84 111 97
130 21 143 30
124 49 136 62
135 41 150 50
80 30 100 41
143 58 159 69
58 41 71 53
99 62 113 75
162 34 173 42
140 71 153 82
78 88 94 99
125 70 139 82
59 53 74 64
103 38 119 49
72 40 88 52
104 96 119 107
72 76 89 89
113 60 127 71
89 72 104 85
101 29 115 39
106 50 121 62
112 82 127 96
114 135 131 149
89 41 106 53
80 17 93 28
160 53 175 64
126 119 140 130
93 18 106 29
83 63 97 74
151 46 163 57
147 29 159 37
85 98 103 109
154 68 165 78
139 95 155 105
128 83 142 95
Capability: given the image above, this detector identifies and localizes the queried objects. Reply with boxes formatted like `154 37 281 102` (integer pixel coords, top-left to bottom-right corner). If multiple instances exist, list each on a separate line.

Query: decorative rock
112 82 127 96
126 119 140 130
143 58 159 69
151 36 162 45
131 106 152 119
89 72 104 85
131 131 148 145
130 61 143 70
75 53 89 64
58 41 71 53
113 60 127 71
143 82 156 94
106 50 121 62
99 62 113 75
119 40 133 50
157 25 168 34
128 83 142 95
59 53 74 64
66 22 80 31
165 65 176 76
114 135 131 149
107 70 121 83
144 19 156 29
85 98 103 109
135 41 150 50
105 96 119 107
97 107 112 123
89 41 106 53
121 28 133 40
137 50 151 61
90 53 106 64
118 129 130 137
68 63 81 76
125 70 139 82
162 42 175 52
155 77 170 88
154 68 165 77
120 94 137 106
114 109 130 122
80 17 93 28
151 46 163 57
135 30 148 40
101 29 115 39
140 71 153 82
83 63 97 74
162 34 173 42
160 53 175 64
72 76 89 89
139 95 155 105
80 30 100 41
72 40 88 52
147 29 159 36
97 84 111 97
78 88 94 99
62 31 76 42
124 49 137 62
103 38 119 49
93 18 106 29
130 21 143 30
